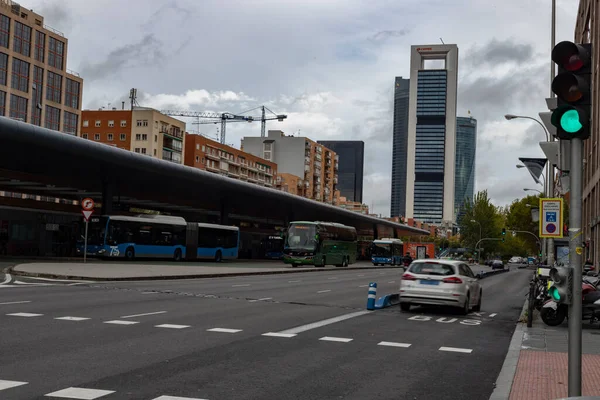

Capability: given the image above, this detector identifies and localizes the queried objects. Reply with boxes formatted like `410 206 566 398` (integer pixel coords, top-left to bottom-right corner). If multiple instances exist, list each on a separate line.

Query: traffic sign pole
83 218 88 264
80 198 94 265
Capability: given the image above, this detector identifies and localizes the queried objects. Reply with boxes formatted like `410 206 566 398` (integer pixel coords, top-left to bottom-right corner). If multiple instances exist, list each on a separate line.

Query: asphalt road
0 265 531 400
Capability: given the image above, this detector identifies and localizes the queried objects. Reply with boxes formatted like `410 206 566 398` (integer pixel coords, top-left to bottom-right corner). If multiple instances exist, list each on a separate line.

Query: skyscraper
405 44 459 225
390 77 410 218
454 116 477 222
317 140 364 203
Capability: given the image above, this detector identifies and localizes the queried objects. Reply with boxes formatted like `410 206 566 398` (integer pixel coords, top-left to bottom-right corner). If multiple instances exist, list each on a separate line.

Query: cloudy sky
29 0 577 215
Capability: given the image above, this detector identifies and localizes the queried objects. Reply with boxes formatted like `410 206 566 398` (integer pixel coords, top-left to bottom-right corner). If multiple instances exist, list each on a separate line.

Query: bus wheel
125 247 135 261
342 257 349 267
215 250 222 263
174 248 182 261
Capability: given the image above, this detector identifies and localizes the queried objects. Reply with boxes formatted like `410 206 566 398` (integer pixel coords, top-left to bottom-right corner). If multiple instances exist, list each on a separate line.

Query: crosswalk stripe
0 379 28 391
103 320 138 325
7 312 43 317
155 324 190 329
43 386 115 399
55 317 91 321
207 328 242 333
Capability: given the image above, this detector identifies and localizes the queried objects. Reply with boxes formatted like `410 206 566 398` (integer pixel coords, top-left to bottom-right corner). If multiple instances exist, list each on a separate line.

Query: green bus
283 221 357 267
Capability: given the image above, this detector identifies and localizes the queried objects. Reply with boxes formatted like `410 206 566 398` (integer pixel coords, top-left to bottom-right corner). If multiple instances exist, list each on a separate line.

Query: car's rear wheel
400 303 411 312
461 294 470 315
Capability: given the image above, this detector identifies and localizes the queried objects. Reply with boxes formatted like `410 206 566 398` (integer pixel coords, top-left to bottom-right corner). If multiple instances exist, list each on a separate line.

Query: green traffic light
560 109 583 133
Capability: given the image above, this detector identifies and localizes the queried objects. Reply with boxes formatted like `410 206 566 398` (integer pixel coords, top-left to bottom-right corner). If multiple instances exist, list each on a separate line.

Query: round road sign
81 197 95 211
546 223 557 234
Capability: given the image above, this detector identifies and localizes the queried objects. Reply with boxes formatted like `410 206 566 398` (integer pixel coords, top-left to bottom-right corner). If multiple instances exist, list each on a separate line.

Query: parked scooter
541 275 600 326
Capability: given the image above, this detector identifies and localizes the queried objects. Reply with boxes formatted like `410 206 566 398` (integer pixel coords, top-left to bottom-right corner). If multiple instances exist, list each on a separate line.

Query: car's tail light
402 273 417 281
442 276 463 284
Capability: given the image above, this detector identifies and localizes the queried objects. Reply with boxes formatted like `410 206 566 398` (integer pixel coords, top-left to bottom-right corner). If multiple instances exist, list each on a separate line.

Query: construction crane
160 107 287 144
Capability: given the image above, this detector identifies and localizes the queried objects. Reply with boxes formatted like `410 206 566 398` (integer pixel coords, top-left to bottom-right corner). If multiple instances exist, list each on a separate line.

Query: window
264 143 272 151
153 149 157 156
31 65 43 125
0 52 7 85
108 120 114 127
13 21 31 57
46 71 62 103
120 120 126 127
82 133 88 139
95 120 101 127
34 30 45 62
135 134 140 140
83 120 89 127
196 144 200 150
94 134 100 141
0 15 9 49
202 145 205 152
136 120 142 127
62 111 78 135
154 135 157 142
9 94 27 121
65 78 80 109
142 134 147 140
195 156 199 163
0 90 5 116
141 148 147 154
11 58 29 92
120 133 126 141
134 148 140 153
48 37 64 69
107 133 113 141
143 119 148 127
44 105 60 131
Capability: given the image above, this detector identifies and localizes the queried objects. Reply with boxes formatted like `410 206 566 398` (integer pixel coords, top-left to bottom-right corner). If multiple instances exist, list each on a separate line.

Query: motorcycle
541 276 600 326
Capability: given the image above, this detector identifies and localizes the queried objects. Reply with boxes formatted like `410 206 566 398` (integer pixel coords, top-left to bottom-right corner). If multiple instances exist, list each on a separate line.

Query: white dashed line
121 311 166 319
358 284 368 288
317 290 331 293
489 313 497 318
43 387 115 399
55 316 90 321
439 346 472 354
0 379 28 391
248 297 272 302
378 341 411 348
319 336 353 343
288 280 301 283
6 312 43 317
0 300 31 305
153 396 209 400
155 324 190 329
261 332 297 338
207 328 242 333
388 281 396 283
103 320 139 325
277 310 371 335
232 284 250 287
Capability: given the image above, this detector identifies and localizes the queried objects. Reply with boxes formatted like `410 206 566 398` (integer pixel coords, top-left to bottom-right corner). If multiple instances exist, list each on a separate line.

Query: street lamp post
471 219 482 263
524 188 543 195
517 164 546 192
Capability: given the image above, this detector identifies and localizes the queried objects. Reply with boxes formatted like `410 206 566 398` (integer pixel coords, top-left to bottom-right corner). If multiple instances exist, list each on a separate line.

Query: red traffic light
552 41 590 72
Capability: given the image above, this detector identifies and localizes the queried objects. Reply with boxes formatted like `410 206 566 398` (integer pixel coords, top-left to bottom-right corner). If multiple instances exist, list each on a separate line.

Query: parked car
399 259 482 315
491 260 504 270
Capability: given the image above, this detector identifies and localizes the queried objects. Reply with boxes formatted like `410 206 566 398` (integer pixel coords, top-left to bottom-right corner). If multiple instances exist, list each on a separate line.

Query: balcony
297 180 304 187
326 153 332 160
335 155 339 161
206 164 219 172
334 162 339 171
313 169 321 177
205 152 219 161
162 149 182 164
315 146 322 154
315 154 322 162
264 169 273 176
163 137 183 152
305 156 310 165
161 127 184 140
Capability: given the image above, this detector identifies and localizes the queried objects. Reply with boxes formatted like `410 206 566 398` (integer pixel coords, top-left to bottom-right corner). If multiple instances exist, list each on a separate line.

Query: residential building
0 0 83 134
454 116 477 222
184 133 276 187
576 0 599 265
241 130 338 202
317 140 364 203
337 196 369 215
405 44 459 225
276 172 306 195
390 77 410 218
80 107 186 164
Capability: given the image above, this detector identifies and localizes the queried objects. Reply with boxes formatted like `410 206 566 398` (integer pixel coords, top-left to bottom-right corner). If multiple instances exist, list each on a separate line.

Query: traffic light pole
568 137 583 396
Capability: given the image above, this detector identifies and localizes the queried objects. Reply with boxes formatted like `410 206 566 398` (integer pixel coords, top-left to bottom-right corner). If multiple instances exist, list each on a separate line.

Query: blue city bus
263 235 284 259
371 238 403 266
76 215 239 262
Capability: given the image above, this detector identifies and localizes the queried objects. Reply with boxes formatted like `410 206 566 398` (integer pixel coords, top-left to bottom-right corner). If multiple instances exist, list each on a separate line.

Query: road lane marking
0 379 28 391
1 273 11 285
288 280 301 283
357 274 364 277
277 310 371 335
7 312 43 317
439 346 472 354
14 281 54 286
248 297 272 302
327 277 338 280
388 281 396 283
156 324 190 329
18 276 94 283
232 284 250 287
489 313 498 317
121 311 166 319
44 387 115 399
319 336 353 343
55 316 91 321
358 284 368 288
317 290 331 293
0 285 20 288
104 320 139 325
207 328 242 333
0 301 31 305
378 341 411 348
153 396 209 400
262 332 297 338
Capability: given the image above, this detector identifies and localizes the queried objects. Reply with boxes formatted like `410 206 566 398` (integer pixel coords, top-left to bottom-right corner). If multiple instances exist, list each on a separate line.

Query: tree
504 194 542 255
458 190 504 258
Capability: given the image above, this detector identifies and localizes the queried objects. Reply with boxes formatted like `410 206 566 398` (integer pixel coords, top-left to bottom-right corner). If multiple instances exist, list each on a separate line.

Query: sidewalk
491 304 600 400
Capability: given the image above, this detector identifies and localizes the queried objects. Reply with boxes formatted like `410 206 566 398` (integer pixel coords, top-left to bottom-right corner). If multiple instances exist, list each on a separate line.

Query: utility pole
546 0 556 267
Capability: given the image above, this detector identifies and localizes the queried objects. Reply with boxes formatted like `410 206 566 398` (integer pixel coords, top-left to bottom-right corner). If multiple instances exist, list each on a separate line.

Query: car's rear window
409 262 455 276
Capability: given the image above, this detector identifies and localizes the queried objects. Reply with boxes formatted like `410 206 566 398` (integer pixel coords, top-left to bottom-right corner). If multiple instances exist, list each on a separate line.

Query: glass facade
317 140 364 203
413 70 447 224
454 117 477 222
390 77 410 218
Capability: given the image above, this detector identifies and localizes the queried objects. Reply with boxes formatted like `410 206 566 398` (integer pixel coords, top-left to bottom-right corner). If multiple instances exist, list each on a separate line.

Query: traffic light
502 228 506 236
550 41 592 140
548 267 573 304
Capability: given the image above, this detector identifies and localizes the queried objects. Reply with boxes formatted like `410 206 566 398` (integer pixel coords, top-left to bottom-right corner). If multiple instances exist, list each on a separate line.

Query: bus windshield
286 224 317 251
372 243 392 257
79 217 108 246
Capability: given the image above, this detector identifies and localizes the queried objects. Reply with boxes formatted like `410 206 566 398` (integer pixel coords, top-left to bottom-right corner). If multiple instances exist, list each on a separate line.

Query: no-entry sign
540 198 564 239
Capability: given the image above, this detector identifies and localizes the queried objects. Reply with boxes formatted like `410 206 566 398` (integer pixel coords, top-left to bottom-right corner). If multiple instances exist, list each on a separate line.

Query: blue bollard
367 282 377 310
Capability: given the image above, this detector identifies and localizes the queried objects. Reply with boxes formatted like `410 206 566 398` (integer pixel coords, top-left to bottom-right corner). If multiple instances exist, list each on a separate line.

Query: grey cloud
368 29 410 43
486 177 534 207
33 0 73 33
79 34 165 82
465 38 536 66
141 0 193 32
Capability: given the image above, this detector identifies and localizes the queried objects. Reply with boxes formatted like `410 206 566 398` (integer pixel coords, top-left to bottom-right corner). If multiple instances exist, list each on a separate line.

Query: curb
477 268 510 279
7 264 404 282
489 302 526 400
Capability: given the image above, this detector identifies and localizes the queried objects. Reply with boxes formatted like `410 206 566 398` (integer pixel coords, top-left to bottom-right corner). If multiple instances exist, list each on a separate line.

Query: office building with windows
0 0 83 134
390 77 410 218
317 140 364 203
454 116 477 221
405 44 459 225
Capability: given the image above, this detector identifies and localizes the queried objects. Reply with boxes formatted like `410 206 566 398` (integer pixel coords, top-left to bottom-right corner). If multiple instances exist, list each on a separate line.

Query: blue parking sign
546 212 557 222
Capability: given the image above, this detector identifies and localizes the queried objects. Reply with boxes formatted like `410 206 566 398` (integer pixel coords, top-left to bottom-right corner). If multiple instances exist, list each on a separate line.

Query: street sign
540 198 564 239
81 197 95 211
82 209 94 222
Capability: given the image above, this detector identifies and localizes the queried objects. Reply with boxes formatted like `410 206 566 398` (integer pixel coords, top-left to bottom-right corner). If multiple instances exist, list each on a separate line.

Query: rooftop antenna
439 38 445 44
129 88 139 110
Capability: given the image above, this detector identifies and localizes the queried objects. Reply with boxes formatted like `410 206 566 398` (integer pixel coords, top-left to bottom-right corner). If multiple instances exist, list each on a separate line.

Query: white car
399 259 482 315
509 256 522 264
